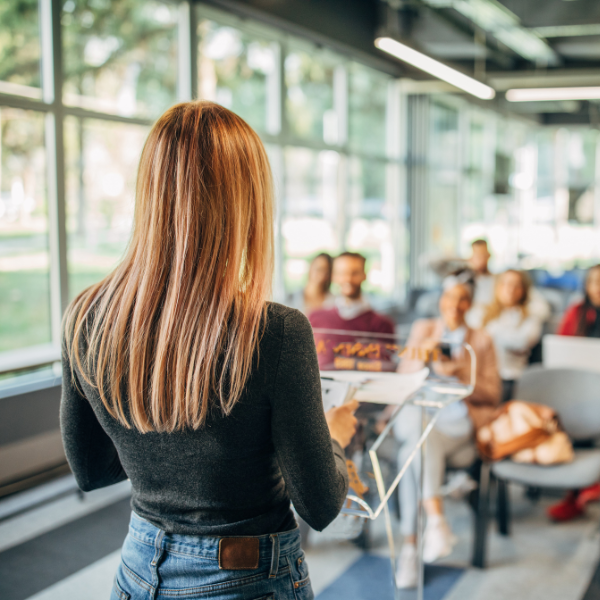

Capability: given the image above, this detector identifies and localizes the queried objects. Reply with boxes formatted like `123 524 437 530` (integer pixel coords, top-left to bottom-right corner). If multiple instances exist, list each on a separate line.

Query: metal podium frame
338 344 476 600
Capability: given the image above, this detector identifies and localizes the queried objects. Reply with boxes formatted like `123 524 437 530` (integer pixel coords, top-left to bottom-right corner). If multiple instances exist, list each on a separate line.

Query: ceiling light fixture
375 37 495 100
506 87 600 102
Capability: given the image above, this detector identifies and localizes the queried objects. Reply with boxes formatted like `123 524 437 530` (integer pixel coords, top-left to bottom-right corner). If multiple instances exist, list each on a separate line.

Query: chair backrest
515 365 600 441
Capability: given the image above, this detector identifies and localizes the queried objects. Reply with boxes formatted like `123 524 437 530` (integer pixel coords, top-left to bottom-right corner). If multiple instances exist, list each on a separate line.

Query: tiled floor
1 477 599 600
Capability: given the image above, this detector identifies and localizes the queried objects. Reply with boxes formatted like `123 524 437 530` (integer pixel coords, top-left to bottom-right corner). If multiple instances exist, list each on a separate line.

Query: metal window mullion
387 79 407 304
265 42 287 302
178 1 198 102
41 0 68 346
337 154 349 253
408 95 430 290
266 41 282 136
271 146 285 303
62 105 153 126
334 65 347 147
456 105 470 255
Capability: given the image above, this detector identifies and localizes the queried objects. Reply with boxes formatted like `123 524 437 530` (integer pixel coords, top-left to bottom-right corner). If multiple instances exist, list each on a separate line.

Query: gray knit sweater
60 302 348 536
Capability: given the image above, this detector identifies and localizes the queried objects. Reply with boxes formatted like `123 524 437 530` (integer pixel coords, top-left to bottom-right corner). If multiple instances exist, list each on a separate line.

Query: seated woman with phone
393 271 501 589
60 101 358 600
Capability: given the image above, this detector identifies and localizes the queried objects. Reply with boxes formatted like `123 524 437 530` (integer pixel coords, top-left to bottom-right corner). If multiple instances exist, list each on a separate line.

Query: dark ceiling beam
195 0 404 77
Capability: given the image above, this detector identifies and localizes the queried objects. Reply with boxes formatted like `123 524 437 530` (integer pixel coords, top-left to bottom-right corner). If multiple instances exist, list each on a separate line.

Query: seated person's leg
421 424 472 563
395 407 473 586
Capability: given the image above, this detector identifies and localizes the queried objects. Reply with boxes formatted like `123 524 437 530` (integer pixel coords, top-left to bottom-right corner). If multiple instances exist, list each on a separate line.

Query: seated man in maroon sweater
309 252 395 371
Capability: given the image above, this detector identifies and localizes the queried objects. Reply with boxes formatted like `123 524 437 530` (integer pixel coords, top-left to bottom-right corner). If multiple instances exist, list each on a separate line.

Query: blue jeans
111 512 313 600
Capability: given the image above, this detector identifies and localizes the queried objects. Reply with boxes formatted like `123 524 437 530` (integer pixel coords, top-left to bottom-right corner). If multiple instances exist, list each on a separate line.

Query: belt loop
269 534 280 578
149 529 165 598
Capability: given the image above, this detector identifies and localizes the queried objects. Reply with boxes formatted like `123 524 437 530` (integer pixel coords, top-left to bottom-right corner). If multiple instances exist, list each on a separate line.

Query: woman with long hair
547 264 600 522
483 269 543 403
288 253 335 316
61 101 357 600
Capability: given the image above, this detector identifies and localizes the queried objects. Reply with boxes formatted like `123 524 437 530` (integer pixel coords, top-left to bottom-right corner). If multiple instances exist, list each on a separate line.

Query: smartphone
438 342 452 359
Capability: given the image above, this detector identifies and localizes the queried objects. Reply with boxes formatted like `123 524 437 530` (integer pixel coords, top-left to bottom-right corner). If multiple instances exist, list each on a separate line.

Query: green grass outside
0 269 110 353
0 270 52 352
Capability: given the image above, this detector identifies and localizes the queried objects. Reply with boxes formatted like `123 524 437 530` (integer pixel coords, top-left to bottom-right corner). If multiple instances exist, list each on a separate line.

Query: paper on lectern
320 379 358 412
320 368 428 405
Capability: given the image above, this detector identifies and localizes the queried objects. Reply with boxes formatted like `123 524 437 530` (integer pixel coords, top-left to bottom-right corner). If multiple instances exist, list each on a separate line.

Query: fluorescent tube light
375 37 496 100
506 87 600 102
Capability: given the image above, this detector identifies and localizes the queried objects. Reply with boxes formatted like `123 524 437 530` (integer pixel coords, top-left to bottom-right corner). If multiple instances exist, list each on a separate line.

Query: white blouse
485 308 543 380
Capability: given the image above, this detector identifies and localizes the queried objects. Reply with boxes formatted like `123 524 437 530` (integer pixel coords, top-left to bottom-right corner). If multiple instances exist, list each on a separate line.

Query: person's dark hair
577 264 600 336
311 253 333 291
335 251 367 266
471 239 488 248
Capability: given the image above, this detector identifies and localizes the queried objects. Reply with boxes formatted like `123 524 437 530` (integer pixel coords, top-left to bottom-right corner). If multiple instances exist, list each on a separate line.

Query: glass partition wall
0 0 408 375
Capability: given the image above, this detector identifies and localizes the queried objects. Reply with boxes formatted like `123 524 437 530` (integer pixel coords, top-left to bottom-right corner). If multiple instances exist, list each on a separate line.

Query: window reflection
197 20 278 134
65 117 149 298
0 108 50 352
62 0 178 118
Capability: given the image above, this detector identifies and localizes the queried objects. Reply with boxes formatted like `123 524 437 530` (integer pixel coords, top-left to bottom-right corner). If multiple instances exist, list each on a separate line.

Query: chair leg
496 478 510 536
472 461 491 569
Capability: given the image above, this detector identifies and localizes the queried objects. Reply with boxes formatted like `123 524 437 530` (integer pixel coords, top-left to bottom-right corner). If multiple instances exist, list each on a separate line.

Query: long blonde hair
64 101 274 432
483 269 530 326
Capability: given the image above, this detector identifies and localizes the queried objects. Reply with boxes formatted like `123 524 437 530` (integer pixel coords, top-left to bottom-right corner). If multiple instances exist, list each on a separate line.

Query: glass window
429 101 460 170
197 20 278 134
536 128 554 201
427 101 460 257
282 147 341 293
62 0 178 118
345 158 393 296
285 47 337 143
0 0 42 98
468 120 485 173
65 117 149 298
0 108 50 353
348 63 388 157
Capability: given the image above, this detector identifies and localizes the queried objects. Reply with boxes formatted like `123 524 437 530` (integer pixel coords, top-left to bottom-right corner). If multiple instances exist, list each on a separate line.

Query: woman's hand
325 399 359 448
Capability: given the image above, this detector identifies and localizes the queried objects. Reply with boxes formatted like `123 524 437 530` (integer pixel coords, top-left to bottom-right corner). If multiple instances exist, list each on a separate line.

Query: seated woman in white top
483 269 543 402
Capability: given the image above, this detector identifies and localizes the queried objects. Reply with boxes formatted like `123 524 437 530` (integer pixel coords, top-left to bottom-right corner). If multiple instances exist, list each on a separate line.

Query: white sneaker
396 543 418 589
423 515 457 563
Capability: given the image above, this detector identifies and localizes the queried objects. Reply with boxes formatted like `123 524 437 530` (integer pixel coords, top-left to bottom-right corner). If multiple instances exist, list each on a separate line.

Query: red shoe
547 492 585 522
576 483 600 508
